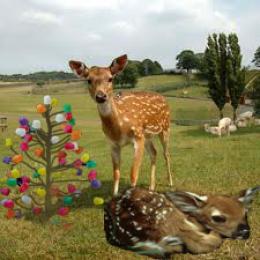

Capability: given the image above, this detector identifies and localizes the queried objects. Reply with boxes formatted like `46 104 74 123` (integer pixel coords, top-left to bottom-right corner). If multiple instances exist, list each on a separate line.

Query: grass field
0 77 260 259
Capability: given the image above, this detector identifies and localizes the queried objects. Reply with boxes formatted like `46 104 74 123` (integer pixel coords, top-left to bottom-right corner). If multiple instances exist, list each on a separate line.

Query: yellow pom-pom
35 188 46 197
81 153 90 163
93 197 104 206
38 167 46 176
51 98 58 107
11 169 20 178
5 138 12 147
0 177 7 183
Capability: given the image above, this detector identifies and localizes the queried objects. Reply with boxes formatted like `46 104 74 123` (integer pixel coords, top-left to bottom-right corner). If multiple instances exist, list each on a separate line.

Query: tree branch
24 151 46 166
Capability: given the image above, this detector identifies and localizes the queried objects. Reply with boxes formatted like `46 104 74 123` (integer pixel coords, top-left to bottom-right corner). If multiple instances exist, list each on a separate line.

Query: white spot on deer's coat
211 209 222 216
123 116 130 122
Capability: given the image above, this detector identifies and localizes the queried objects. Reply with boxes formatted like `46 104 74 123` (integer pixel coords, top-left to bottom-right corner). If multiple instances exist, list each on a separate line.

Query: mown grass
0 81 259 259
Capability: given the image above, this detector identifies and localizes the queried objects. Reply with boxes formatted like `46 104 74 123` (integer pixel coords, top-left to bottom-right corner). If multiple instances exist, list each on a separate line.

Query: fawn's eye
108 77 113 82
212 215 226 223
87 79 92 84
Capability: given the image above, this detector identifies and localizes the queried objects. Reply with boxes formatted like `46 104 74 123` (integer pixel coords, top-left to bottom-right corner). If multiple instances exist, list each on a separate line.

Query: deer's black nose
95 92 107 103
236 224 250 239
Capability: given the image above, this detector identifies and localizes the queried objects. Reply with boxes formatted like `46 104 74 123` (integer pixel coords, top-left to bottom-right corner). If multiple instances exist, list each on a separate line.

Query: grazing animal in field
229 124 237 132
217 117 232 136
69 55 173 195
204 124 219 135
236 111 254 127
104 186 260 258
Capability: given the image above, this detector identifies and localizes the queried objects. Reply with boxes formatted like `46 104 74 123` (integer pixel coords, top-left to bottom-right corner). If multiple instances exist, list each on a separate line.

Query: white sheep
237 111 254 121
254 118 260 126
204 124 219 135
229 124 237 132
237 119 247 128
218 117 232 136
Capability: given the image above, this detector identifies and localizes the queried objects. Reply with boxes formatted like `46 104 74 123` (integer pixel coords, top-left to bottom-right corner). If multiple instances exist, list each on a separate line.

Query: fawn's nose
95 91 107 103
235 223 250 239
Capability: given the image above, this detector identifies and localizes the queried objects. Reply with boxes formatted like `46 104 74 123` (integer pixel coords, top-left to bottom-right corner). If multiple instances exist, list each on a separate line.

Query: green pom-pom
63 196 73 205
68 118 76 126
6 178 17 187
63 104 72 113
33 172 40 178
86 160 97 168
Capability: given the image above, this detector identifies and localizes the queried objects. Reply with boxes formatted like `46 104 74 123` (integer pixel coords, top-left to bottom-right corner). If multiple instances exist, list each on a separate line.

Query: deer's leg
111 144 121 196
131 137 145 187
159 130 173 187
145 139 157 191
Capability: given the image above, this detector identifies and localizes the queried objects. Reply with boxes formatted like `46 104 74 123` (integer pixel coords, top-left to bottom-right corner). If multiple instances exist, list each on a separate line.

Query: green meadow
0 75 259 259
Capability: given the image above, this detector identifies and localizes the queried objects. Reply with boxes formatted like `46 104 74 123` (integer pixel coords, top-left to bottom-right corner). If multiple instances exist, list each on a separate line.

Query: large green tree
226 34 246 119
252 46 260 67
176 50 199 74
205 33 245 119
252 76 260 116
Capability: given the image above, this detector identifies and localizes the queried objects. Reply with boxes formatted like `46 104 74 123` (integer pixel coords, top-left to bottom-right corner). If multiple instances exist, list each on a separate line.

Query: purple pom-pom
76 169 82 176
3 156 12 164
19 117 29 126
90 179 102 189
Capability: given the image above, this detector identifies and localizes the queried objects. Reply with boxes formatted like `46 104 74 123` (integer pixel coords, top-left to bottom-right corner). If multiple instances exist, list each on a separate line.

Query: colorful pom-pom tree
0 95 102 219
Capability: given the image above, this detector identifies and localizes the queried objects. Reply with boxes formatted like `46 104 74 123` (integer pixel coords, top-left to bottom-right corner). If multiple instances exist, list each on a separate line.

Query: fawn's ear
237 186 260 207
110 54 128 75
69 60 89 78
166 191 208 214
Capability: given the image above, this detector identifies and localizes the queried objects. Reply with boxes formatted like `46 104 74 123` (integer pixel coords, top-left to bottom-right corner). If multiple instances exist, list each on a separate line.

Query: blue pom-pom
76 169 82 176
91 179 101 189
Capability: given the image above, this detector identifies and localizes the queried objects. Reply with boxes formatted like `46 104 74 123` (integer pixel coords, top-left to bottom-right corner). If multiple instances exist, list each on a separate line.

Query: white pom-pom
55 113 65 123
15 128 26 137
0 199 8 205
21 195 32 205
51 136 60 144
44 95 52 105
72 142 78 151
32 120 41 129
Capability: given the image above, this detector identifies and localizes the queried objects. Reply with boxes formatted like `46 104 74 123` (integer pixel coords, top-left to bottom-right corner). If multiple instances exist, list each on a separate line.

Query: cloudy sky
0 0 259 74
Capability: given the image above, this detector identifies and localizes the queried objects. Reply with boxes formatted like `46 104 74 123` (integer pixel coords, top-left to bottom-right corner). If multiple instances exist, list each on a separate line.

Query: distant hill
0 71 76 82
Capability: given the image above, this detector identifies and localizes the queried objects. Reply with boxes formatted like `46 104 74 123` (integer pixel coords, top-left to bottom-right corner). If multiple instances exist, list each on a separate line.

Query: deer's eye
87 79 92 84
108 77 113 82
212 215 226 223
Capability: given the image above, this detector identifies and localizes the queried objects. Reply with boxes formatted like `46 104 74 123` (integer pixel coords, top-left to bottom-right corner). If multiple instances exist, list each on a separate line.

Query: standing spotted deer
69 55 173 195
104 186 260 258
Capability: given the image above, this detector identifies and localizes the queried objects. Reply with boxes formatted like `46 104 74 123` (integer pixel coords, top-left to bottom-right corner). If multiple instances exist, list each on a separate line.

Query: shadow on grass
23 180 137 223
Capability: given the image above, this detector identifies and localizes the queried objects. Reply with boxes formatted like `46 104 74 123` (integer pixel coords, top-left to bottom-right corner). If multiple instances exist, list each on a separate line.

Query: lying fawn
104 186 260 258
69 55 173 195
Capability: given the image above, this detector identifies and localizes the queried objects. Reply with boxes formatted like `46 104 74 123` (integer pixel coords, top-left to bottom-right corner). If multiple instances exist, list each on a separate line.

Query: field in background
0 76 259 259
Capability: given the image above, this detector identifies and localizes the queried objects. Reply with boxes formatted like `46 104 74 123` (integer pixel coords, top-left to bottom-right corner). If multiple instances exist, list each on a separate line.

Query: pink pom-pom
20 125 30 133
64 125 73 133
19 183 29 193
59 157 67 165
22 176 30 184
3 199 14 209
57 207 69 216
65 112 73 121
1 187 10 196
24 134 33 142
67 184 76 194
64 142 75 150
73 159 82 169
33 207 42 215
88 170 97 182
20 142 29 152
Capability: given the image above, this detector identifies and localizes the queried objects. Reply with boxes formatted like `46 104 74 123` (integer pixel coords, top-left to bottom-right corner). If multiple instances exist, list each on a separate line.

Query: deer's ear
69 60 89 78
165 191 208 214
237 186 260 206
110 54 128 75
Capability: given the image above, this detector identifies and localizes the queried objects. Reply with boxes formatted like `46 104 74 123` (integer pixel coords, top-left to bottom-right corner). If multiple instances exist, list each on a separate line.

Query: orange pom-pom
71 130 81 141
12 154 23 164
36 104 47 113
34 148 44 157
6 209 15 219
75 147 84 154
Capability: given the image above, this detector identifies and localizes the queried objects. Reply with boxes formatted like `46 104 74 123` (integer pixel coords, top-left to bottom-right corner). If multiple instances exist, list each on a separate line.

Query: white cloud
0 0 258 73
21 10 62 25
31 0 120 10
